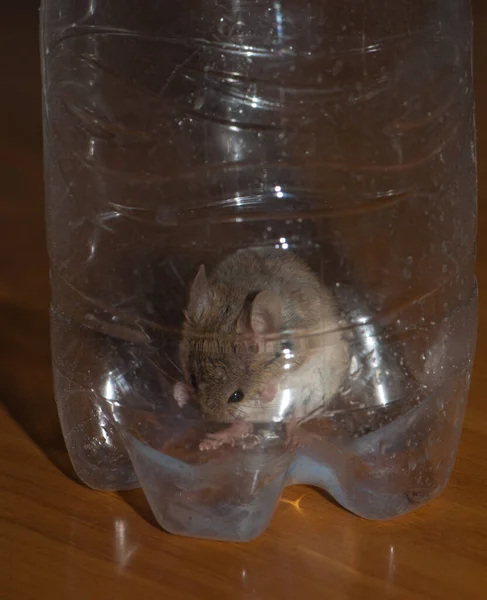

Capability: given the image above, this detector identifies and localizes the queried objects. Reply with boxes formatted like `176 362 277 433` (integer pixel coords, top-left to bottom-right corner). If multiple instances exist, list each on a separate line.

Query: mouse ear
250 291 282 336
188 265 210 320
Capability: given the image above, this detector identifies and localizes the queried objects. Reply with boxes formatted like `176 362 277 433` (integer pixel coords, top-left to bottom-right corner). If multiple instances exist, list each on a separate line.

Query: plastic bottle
41 0 477 541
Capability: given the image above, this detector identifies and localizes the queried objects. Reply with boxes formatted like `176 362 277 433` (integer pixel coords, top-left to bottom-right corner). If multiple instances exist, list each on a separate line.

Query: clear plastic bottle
41 0 477 541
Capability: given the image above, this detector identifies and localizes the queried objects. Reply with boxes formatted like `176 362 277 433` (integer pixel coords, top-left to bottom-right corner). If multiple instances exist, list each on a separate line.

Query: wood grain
1 2 487 599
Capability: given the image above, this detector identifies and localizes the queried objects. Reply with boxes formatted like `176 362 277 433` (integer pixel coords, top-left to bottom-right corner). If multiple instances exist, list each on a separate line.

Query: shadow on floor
0 299 164 530
118 488 160 529
0 300 78 483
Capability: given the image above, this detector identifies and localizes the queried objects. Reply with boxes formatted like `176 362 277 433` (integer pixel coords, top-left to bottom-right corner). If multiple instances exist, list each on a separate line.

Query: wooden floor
1 2 487 599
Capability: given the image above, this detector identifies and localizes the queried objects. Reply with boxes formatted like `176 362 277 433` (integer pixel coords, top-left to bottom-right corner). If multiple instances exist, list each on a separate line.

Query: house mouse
173 247 350 450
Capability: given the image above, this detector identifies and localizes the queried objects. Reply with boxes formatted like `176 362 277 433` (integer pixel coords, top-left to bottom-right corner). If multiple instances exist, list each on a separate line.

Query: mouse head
179 265 286 421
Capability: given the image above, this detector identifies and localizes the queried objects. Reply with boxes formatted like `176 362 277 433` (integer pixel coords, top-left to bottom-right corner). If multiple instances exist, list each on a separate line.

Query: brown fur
180 248 342 420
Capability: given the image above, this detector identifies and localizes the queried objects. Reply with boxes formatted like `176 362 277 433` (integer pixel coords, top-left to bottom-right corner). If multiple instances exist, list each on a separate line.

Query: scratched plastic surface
42 0 477 541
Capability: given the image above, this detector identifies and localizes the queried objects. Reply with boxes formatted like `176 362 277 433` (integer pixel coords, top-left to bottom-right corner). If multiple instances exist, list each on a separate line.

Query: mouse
173 247 350 450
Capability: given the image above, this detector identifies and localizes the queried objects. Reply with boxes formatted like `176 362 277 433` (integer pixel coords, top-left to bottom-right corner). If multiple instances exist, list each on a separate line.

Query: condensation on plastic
41 0 477 541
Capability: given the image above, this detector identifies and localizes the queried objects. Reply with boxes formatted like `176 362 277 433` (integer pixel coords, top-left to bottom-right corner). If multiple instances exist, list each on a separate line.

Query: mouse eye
190 373 198 391
228 389 244 403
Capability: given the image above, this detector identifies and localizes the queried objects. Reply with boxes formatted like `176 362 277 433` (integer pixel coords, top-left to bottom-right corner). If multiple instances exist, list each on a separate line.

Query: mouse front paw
199 422 254 452
199 436 227 452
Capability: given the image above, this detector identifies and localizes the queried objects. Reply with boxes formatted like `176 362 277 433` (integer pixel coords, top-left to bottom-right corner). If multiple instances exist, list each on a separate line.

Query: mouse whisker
154 365 178 383
166 357 183 375
144 355 180 383
231 406 247 419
